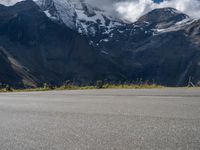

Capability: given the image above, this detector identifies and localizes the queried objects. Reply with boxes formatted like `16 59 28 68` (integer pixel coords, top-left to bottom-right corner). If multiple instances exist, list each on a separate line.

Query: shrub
43 83 48 89
0 83 3 89
197 81 200 87
48 84 55 90
103 83 110 89
43 83 54 89
96 80 103 89
5 85 12 92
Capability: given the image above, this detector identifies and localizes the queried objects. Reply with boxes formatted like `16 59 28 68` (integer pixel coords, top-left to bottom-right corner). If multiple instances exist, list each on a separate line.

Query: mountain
34 0 127 44
91 8 200 86
0 0 124 88
0 0 200 87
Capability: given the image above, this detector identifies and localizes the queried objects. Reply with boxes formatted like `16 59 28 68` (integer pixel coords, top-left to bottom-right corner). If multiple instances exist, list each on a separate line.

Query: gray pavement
0 88 200 150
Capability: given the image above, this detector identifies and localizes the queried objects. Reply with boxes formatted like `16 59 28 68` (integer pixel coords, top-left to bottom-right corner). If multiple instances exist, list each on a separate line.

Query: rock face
0 0 200 87
87 8 200 86
0 0 123 87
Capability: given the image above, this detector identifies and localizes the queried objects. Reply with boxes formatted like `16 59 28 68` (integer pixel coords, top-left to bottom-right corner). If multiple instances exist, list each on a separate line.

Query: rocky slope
34 0 128 47
93 8 200 86
0 0 123 88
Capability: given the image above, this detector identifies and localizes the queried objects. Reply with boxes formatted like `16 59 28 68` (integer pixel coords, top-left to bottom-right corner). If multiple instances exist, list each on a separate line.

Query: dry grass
0 83 163 93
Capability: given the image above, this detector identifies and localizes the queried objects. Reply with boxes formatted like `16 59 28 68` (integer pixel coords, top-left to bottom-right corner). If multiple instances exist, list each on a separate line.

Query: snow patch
156 18 196 33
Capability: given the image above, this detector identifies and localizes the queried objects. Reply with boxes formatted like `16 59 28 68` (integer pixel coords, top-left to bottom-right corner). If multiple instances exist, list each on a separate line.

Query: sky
153 0 163 3
86 0 200 22
1 0 200 22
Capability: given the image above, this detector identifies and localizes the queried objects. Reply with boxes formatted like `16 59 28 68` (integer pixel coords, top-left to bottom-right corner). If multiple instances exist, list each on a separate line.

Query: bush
62 80 72 89
43 83 48 89
197 81 200 87
0 83 3 89
103 83 110 89
5 85 12 92
96 80 103 89
43 83 54 89
64 80 71 85
48 85 55 90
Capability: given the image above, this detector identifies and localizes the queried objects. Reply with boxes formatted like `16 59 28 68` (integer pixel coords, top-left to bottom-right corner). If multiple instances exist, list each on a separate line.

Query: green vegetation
2 79 200 93
96 80 104 89
101 83 162 89
0 82 163 93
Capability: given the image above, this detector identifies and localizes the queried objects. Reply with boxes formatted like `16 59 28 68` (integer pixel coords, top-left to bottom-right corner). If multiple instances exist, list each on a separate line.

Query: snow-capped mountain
0 0 195 47
0 0 129 48
1 0 200 87
34 0 77 29
33 0 126 35
0 0 122 87
33 0 196 50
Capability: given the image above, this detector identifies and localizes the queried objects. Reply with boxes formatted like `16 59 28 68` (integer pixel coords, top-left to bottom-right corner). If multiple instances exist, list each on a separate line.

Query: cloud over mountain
85 0 200 22
115 0 200 22
0 0 24 6
1 0 200 22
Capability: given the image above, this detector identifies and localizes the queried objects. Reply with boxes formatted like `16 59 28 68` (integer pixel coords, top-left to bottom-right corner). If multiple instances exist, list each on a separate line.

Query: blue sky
154 0 163 3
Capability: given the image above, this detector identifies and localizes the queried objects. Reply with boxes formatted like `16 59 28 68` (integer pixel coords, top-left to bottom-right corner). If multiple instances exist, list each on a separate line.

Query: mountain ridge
0 0 200 87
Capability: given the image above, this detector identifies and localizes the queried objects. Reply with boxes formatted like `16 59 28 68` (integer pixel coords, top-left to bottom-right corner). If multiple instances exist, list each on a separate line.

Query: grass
0 83 163 93
101 83 162 89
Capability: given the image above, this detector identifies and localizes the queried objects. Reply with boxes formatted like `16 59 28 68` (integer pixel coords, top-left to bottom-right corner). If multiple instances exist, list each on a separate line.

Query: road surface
0 88 200 150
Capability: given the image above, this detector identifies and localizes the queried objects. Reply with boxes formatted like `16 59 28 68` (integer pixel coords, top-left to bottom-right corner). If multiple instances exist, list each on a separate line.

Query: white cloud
115 0 200 22
0 0 25 6
1 0 200 23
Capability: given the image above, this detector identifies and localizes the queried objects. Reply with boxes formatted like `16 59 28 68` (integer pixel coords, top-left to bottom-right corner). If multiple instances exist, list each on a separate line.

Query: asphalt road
0 88 200 150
